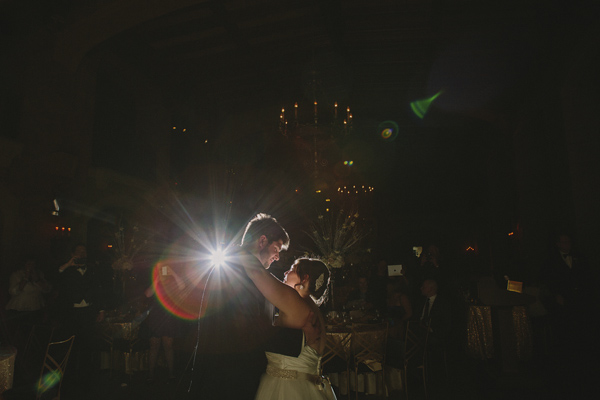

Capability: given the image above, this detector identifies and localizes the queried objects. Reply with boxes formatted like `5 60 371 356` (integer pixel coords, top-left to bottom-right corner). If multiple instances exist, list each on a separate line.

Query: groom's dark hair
241 213 290 250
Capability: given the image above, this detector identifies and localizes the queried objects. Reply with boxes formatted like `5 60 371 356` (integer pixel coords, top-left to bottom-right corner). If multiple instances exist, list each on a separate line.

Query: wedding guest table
0 346 17 393
324 317 393 396
98 311 148 375
466 304 533 369
466 305 494 359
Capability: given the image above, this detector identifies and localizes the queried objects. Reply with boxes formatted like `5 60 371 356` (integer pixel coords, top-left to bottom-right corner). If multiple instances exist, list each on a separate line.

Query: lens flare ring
377 120 399 142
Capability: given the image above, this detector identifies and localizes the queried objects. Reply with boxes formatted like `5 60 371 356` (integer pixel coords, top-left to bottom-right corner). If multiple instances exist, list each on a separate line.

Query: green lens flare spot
410 91 443 119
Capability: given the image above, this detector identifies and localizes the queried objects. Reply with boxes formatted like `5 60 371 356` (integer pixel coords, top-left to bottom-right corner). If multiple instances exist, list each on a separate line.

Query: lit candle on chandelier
294 102 298 121
346 106 350 121
349 113 353 125
334 102 338 119
314 101 318 123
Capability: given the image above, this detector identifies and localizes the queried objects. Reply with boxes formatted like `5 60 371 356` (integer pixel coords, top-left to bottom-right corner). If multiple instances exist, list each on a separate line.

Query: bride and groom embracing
191 213 336 400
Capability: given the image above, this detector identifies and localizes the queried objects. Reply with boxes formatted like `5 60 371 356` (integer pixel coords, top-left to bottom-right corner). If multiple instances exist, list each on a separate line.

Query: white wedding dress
255 337 337 400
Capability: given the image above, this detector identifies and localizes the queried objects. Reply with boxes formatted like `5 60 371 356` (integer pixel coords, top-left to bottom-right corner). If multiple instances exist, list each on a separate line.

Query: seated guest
385 277 413 369
386 277 412 337
346 275 371 310
367 259 391 312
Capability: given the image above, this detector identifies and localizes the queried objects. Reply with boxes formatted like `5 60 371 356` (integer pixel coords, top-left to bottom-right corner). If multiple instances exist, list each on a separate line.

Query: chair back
24 324 56 356
36 335 75 400
404 320 427 367
351 322 388 371
19 324 56 381
321 329 351 374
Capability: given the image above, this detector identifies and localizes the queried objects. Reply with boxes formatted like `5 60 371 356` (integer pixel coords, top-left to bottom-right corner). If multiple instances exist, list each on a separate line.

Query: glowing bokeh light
410 90 443 119
37 370 61 395
377 120 399 142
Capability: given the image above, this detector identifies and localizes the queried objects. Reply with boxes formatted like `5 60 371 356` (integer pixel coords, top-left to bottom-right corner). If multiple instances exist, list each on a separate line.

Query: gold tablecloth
325 325 388 396
99 320 147 374
326 325 386 360
466 306 494 359
102 320 140 341
0 346 17 393
466 305 532 361
511 306 533 361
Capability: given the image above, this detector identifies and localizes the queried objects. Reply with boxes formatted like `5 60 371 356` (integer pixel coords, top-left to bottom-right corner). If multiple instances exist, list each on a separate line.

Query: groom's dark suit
192 249 302 400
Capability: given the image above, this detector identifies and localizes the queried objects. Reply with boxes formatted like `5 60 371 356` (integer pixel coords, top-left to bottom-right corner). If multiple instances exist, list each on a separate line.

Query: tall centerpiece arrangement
111 222 149 296
306 209 370 309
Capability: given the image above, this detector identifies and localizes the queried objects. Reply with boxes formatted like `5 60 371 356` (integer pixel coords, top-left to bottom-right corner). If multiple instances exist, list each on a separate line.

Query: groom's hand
303 311 322 348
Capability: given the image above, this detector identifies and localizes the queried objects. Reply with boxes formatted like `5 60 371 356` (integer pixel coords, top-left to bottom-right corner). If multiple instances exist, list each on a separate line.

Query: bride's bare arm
239 253 311 329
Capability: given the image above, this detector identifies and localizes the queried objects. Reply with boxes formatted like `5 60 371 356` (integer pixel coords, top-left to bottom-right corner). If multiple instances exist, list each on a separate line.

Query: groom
191 213 319 399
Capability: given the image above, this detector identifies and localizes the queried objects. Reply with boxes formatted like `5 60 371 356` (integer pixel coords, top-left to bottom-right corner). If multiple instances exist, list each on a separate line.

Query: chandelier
278 98 355 189
278 100 353 137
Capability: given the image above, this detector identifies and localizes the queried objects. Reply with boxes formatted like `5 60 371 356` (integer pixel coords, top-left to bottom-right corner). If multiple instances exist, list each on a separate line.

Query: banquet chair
36 335 75 400
403 320 428 400
98 327 115 376
321 329 351 397
350 322 389 400
24 324 56 358
21 324 56 377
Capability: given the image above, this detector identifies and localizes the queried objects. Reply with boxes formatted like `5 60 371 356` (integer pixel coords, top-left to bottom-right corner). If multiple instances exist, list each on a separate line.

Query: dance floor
38 349 556 400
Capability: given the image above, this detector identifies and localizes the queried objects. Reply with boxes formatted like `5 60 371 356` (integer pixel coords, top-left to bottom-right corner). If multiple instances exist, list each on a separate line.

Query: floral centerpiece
306 209 370 309
111 223 147 271
110 221 151 299
306 209 369 268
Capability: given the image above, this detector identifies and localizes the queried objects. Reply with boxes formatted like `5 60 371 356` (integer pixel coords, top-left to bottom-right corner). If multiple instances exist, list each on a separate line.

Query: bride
241 257 337 400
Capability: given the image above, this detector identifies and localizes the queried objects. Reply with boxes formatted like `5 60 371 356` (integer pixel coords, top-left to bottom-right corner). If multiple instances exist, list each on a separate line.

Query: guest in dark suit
539 235 595 398
540 233 591 318
418 279 451 352
539 232 594 357
55 243 106 392
414 278 451 395
412 245 448 300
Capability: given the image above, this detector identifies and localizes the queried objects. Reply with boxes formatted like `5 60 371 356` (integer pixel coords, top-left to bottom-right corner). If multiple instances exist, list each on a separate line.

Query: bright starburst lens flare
209 248 228 268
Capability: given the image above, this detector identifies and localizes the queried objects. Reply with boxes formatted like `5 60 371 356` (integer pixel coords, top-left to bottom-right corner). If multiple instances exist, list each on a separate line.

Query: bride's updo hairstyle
294 258 330 306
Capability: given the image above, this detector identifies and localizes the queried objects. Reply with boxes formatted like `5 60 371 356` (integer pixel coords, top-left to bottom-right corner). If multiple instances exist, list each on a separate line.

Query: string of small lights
337 185 374 194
